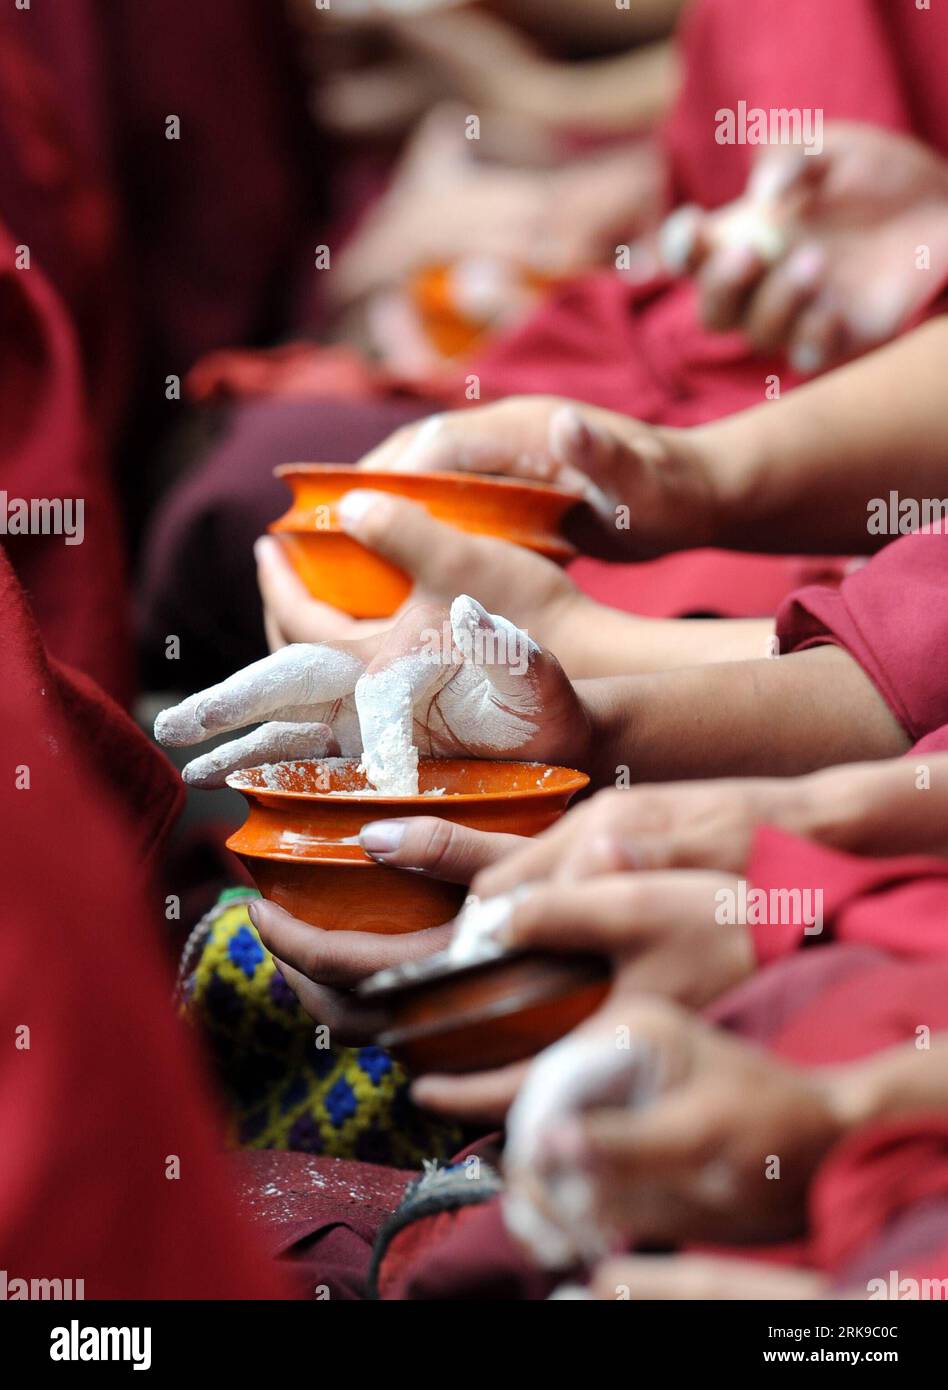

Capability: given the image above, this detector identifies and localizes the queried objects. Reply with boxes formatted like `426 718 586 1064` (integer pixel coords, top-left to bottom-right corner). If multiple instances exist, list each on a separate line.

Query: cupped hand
409 869 754 1121
502 998 848 1266
154 596 589 787
662 122 948 374
247 898 452 1043
359 395 718 558
254 488 584 660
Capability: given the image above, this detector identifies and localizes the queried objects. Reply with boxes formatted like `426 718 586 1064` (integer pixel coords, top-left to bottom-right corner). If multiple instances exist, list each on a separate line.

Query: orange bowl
358 947 610 1075
268 464 578 617
226 757 588 934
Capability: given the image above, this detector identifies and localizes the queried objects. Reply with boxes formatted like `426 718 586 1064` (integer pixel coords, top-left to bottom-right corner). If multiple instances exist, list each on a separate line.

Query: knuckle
417 816 462 874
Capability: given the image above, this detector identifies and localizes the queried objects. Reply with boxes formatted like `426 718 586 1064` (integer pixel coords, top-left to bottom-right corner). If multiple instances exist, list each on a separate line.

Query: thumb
336 488 468 585
548 405 650 526
748 143 830 209
359 816 524 882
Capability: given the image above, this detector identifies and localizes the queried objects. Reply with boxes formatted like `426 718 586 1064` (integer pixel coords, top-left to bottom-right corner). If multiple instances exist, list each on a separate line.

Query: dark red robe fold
776 530 948 745
0 221 131 702
746 825 948 965
0 0 130 435
0 557 284 1299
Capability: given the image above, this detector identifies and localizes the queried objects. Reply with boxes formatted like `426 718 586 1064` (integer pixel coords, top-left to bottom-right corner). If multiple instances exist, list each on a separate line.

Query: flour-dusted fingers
354 601 459 794
181 721 338 789
433 594 584 766
249 898 451 989
153 639 373 748
439 593 541 749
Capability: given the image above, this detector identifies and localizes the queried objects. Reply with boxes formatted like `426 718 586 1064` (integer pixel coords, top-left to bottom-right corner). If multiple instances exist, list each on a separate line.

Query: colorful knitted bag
178 888 461 1167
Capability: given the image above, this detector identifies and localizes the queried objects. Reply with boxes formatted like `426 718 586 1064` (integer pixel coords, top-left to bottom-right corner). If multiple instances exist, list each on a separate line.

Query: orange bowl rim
225 757 590 805
272 462 579 506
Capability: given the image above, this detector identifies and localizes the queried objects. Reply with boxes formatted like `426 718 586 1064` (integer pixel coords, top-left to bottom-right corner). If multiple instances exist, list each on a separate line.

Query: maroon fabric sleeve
809 1114 948 1277
747 825 948 965
776 532 948 744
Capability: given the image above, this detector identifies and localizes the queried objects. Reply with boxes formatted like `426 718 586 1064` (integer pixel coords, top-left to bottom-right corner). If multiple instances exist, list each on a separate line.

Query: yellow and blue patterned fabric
179 888 461 1166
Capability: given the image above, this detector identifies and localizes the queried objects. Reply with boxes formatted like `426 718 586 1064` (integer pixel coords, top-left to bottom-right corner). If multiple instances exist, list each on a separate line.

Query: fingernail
336 489 387 531
253 535 279 564
790 342 823 375
247 900 260 927
359 820 407 856
784 244 825 285
393 413 445 471
195 697 222 731
658 204 701 273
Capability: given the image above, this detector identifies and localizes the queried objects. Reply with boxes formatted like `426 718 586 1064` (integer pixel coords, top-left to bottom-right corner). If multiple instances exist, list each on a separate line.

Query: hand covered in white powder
661 122 948 373
501 998 847 1267
154 595 588 790
358 395 718 559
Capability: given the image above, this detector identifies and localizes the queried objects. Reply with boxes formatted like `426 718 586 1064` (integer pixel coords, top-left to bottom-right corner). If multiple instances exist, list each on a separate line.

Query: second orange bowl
268 464 579 617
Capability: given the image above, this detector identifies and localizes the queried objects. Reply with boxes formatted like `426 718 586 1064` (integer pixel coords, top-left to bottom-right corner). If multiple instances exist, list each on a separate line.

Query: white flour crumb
355 662 421 796
447 886 531 963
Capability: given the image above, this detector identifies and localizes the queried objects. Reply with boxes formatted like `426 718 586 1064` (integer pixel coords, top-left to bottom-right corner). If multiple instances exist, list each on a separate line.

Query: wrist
687 410 771 549
574 676 639 788
540 585 595 672
791 762 895 853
